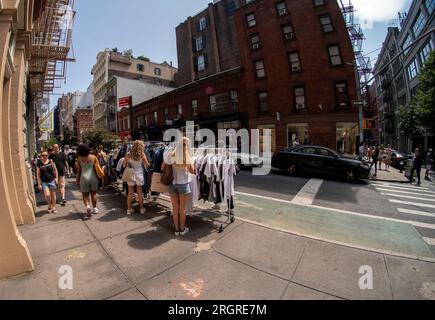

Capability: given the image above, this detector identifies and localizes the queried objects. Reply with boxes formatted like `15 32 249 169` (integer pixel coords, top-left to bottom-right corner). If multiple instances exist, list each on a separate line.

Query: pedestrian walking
369 145 380 177
76 144 103 218
378 145 385 171
122 140 150 216
358 142 365 162
49 144 69 206
425 148 433 181
163 137 195 236
410 148 423 185
97 145 109 190
385 144 392 171
36 151 58 214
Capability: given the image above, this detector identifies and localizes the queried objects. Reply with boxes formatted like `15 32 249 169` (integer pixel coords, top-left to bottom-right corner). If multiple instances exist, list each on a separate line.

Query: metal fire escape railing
30 0 76 130
30 0 75 93
340 0 373 103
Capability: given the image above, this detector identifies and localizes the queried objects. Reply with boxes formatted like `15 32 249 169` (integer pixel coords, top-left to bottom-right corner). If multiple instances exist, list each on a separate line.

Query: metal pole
353 60 364 143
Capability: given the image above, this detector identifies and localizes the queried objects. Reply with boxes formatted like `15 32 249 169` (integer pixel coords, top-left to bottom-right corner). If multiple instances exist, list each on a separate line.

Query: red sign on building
118 97 130 108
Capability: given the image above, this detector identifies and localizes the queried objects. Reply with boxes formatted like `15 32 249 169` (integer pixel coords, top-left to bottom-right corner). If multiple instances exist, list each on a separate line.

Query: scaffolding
30 0 75 93
339 0 373 102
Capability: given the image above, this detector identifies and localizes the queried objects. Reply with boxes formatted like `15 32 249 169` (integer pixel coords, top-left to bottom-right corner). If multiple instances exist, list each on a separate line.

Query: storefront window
336 122 358 155
287 124 309 148
257 125 276 153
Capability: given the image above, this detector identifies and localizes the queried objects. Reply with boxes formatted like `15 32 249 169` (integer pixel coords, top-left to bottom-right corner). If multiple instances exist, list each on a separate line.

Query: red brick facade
74 109 93 142
133 0 361 153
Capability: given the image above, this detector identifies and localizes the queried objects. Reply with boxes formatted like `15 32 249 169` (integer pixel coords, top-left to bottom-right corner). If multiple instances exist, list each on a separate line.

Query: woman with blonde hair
122 140 150 215
163 137 195 236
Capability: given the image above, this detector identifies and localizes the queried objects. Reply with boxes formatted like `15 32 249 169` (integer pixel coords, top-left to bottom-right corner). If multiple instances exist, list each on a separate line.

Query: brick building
74 108 93 143
134 0 359 153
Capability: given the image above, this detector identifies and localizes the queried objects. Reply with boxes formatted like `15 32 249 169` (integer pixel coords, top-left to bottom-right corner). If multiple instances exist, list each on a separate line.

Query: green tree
82 129 118 150
123 49 133 58
62 127 77 147
413 50 435 133
137 55 150 62
112 47 118 53
43 137 59 149
398 102 426 138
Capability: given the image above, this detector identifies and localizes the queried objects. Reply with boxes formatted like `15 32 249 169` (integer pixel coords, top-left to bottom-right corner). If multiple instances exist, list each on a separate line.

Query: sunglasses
42 154 48 157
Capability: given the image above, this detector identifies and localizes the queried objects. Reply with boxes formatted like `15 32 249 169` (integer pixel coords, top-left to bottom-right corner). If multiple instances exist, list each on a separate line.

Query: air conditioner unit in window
278 8 287 15
284 33 293 40
252 43 260 49
296 103 306 110
292 65 301 71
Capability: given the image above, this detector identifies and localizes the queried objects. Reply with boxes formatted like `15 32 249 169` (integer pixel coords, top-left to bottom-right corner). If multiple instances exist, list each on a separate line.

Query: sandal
51 208 58 214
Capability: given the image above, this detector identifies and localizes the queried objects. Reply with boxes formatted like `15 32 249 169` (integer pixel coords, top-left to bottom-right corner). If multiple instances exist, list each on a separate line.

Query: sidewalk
370 166 410 183
0 180 434 300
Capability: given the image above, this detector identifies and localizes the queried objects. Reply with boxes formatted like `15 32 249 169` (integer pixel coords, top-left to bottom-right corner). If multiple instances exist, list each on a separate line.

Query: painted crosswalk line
381 193 435 202
389 199 435 209
375 187 435 196
291 178 323 206
398 208 435 218
371 183 430 191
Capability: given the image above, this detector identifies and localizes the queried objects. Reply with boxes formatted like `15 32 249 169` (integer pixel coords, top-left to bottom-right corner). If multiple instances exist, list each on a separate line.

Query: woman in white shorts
122 140 150 215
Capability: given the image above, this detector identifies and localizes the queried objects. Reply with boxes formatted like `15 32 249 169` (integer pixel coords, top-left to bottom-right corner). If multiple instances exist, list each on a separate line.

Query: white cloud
351 0 409 29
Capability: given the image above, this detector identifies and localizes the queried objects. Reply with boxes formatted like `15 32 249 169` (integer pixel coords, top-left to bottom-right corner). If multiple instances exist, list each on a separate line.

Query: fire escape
339 1 373 104
29 0 76 136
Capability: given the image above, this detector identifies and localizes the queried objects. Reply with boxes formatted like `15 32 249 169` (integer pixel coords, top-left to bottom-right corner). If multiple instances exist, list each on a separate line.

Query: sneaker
126 209 132 216
86 207 92 218
140 208 146 215
92 208 99 215
61 199 67 206
179 227 190 236
174 231 181 236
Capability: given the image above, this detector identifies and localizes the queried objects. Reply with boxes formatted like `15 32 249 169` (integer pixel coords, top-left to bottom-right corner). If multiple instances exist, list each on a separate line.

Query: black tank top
37 160 55 183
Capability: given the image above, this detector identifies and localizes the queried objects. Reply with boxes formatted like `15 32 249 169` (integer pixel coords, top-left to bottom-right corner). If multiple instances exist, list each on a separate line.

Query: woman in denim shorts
163 137 195 236
36 152 58 214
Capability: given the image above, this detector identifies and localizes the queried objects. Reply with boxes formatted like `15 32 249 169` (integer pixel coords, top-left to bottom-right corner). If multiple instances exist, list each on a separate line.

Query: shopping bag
151 173 171 193
122 167 135 184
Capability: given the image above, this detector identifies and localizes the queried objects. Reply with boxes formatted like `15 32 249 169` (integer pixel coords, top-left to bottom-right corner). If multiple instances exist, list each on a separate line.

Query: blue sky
52 0 413 104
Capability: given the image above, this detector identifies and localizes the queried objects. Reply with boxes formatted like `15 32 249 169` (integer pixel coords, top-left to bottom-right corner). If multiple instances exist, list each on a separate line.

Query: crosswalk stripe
371 183 429 191
291 178 323 206
381 193 435 202
389 199 435 209
398 208 435 218
423 238 435 246
376 188 435 196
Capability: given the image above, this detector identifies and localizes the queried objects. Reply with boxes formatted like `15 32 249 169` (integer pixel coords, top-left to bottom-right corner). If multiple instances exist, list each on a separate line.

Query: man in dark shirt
49 144 70 205
410 148 423 185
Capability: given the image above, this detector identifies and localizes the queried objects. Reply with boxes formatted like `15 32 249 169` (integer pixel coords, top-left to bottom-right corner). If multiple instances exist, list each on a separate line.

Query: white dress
128 158 145 187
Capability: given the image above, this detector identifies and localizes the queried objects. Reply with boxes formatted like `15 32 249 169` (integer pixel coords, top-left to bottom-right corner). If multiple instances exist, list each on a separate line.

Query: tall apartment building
175 0 244 86
374 0 434 151
65 91 85 131
91 49 177 129
133 0 359 153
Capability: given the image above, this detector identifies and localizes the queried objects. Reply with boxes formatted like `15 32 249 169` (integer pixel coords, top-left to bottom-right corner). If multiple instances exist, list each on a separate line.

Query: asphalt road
235 169 435 255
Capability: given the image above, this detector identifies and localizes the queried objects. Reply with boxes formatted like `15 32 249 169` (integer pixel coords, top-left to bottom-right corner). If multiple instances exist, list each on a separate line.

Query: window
320 15 334 32
289 52 302 72
197 55 206 71
137 64 144 72
250 33 261 50
154 68 161 76
246 13 256 27
177 104 183 116
275 2 288 16
419 40 433 64
317 148 335 157
254 60 266 78
425 0 435 15
407 59 419 80
297 147 316 154
209 93 229 113
164 108 169 120
294 87 306 110
153 111 158 124
229 90 239 111
282 24 295 40
226 0 237 16
313 0 325 7
192 100 198 117
328 45 343 66
258 92 268 112
195 37 203 51
209 95 217 113
137 116 144 128
145 115 148 127
335 82 349 109
402 35 412 55
199 17 207 31
154 78 162 86
412 12 426 38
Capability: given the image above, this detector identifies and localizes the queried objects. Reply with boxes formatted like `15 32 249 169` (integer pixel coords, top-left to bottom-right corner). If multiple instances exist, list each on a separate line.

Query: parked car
272 146 370 181
390 150 406 170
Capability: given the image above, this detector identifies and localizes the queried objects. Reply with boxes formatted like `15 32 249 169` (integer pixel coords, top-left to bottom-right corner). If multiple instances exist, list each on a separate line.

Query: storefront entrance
287 123 309 148
336 122 358 155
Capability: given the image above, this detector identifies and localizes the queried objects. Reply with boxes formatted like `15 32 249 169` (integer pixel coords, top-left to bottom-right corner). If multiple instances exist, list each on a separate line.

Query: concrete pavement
0 180 434 300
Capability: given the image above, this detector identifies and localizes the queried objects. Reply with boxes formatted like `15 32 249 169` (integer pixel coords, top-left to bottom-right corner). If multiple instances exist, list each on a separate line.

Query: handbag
160 163 173 186
93 157 105 179
122 164 135 184
151 173 170 193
